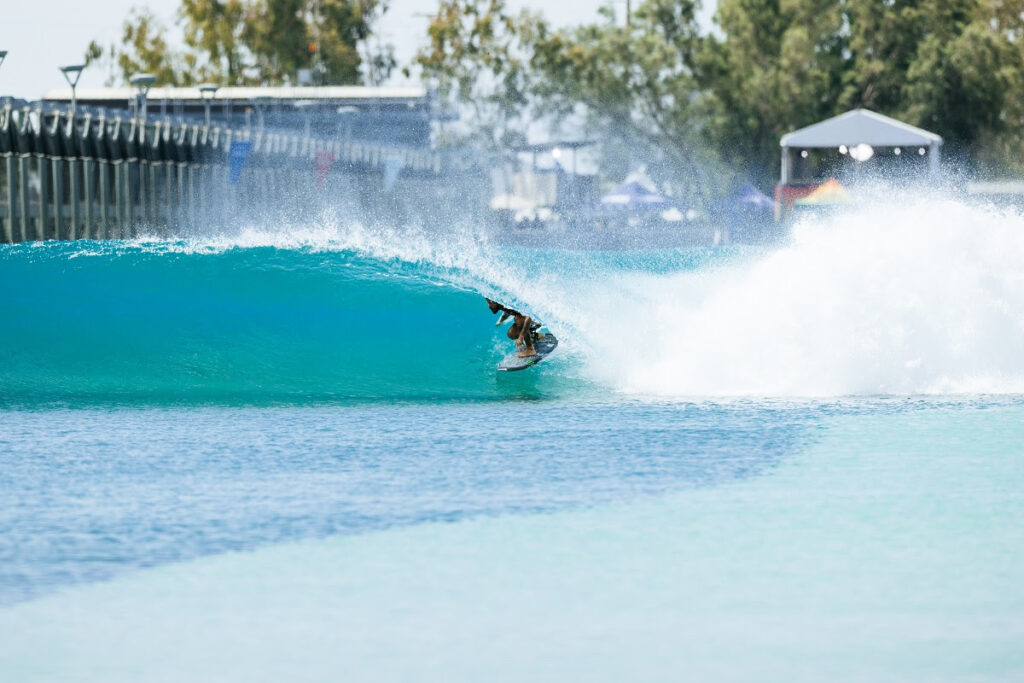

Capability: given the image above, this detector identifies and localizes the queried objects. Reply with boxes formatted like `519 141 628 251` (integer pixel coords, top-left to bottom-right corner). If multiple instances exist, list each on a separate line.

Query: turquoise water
2 201 1024 680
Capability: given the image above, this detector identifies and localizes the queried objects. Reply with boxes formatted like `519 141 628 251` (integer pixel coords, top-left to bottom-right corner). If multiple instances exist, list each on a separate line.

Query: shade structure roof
780 109 942 149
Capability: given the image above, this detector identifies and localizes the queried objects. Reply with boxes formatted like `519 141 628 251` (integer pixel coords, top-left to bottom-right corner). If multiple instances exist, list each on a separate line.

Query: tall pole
130 73 156 125
0 51 7 108
60 64 86 116
199 83 219 128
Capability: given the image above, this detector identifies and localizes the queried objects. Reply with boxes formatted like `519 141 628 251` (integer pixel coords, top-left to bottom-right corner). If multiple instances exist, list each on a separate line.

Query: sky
0 0 716 100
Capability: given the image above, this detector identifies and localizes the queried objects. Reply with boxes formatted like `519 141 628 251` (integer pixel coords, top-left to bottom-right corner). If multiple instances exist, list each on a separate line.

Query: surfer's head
486 298 502 314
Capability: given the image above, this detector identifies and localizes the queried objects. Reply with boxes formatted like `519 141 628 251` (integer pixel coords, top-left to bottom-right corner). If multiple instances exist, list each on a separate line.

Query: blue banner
228 141 252 186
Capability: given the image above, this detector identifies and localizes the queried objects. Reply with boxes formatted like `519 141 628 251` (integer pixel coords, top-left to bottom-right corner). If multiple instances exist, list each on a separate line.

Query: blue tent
599 181 674 209
729 183 774 211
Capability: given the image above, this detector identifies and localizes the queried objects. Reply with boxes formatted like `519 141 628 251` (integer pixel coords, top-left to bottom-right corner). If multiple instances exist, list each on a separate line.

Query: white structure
780 108 942 183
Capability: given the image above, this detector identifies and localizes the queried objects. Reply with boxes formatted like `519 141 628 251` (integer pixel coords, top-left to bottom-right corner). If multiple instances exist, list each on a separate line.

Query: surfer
486 298 538 357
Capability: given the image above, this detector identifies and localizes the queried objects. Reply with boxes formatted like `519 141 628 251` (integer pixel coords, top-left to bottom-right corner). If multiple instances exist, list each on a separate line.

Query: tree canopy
88 0 393 87
91 0 1024 188
418 0 1024 190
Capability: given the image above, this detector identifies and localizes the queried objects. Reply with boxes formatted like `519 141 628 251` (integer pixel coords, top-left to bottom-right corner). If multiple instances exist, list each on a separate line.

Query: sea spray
570 197 1024 396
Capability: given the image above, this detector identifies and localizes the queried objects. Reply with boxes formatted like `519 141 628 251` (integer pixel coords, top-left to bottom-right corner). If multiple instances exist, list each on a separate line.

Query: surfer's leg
516 317 537 357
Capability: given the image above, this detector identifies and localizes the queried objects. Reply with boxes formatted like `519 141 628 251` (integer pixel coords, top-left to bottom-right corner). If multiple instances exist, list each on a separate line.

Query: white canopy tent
779 109 942 183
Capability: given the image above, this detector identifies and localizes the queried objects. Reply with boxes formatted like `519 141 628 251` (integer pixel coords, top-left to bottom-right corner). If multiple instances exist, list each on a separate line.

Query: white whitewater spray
553 197 1024 397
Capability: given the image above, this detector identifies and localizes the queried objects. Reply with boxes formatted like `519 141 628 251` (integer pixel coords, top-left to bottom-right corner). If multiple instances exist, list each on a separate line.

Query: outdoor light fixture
894 148 901 156
849 143 874 162
918 147 926 156
838 144 848 155
130 73 156 122
551 147 562 160
198 83 219 128
59 64 86 115
800 150 809 158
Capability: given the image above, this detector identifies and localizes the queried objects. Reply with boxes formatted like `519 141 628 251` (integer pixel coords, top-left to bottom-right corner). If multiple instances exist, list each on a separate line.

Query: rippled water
1 400 813 605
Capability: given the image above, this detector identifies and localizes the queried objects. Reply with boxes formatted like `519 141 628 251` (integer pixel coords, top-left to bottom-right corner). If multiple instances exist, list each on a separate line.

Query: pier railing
0 103 450 244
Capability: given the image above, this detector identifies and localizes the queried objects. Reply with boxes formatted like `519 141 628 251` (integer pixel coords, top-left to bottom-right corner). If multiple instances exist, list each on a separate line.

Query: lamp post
198 83 218 128
0 51 7 107
59 64 86 116
129 73 156 123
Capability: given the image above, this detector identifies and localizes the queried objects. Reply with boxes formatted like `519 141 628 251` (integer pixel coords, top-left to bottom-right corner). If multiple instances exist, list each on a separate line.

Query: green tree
179 0 250 84
529 0 724 197
697 0 846 186
243 0 308 84
415 0 1024 186
416 0 538 150
843 0 1024 166
86 7 197 86
91 0 388 87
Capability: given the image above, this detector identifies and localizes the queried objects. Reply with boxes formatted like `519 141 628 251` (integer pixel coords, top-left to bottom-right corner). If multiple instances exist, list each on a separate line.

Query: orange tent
794 179 852 206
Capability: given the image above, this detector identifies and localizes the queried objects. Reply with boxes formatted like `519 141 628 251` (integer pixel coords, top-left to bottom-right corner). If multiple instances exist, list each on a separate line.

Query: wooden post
186 163 196 231
38 157 50 241
18 156 30 242
98 160 110 240
68 159 80 240
3 155 15 243
165 161 173 227
148 163 159 233
52 157 66 240
82 159 95 240
123 161 133 238
138 159 149 232
176 163 185 223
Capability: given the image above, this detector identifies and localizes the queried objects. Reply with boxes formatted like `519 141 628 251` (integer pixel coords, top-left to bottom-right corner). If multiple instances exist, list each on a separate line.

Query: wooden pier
0 102 449 244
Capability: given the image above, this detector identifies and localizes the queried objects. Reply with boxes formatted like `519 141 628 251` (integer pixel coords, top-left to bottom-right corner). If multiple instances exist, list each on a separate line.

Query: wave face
3 196 1024 402
0 234 570 404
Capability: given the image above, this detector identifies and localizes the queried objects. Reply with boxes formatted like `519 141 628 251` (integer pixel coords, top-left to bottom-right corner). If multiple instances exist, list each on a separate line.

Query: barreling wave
0 229 592 404
4 195 1024 403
